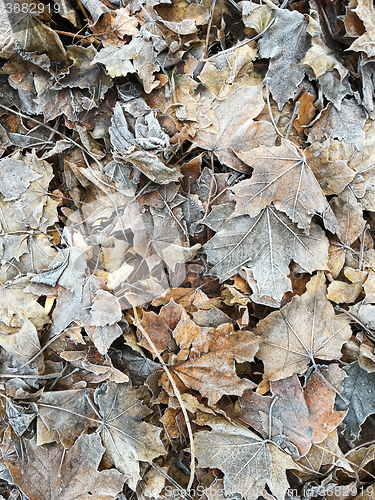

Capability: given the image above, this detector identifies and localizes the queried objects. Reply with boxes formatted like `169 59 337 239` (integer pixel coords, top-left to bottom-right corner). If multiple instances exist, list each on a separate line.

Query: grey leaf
259 8 310 109
0 158 41 201
336 362 375 443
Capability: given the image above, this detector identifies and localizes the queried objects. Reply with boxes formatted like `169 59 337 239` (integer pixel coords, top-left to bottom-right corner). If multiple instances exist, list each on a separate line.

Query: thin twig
335 305 375 342
204 0 217 59
131 306 196 492
201 17 275 62
262 0 280 9
202 152 217 220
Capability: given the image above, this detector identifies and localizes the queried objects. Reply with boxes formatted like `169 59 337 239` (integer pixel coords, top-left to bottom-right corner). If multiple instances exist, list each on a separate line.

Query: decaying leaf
6 432 125 500
204 207 329 303
194 85 276 172
336 362 375 443
258 8 310 109
232 139 337 232
240 371 347 457
195 422 298 500
255 272 352 380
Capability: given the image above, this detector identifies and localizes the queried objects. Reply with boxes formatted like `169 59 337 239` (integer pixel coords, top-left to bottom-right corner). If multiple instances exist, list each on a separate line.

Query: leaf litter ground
1 0 375 499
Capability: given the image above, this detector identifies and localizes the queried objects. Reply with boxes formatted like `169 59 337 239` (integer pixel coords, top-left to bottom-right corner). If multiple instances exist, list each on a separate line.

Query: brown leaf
137 299 183 354
232 139 337 232
240 371 346 457
6 433 125 500
255 272 352 380
195 422 298 500
160 313 260 405
203 206 329 304
304 140 356 196
193 85 276 172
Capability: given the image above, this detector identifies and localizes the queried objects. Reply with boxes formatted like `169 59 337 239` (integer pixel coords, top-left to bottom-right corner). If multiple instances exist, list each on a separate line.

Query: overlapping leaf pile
1 0 375 498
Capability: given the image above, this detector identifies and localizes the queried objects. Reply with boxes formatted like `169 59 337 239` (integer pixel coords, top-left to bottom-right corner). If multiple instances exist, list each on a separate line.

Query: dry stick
202 152 217 220
201 17 275 62
204 0 217 59
131 306 196 492
262 0 280 9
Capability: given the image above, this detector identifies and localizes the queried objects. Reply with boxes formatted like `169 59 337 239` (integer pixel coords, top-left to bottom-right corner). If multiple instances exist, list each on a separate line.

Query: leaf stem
131 306 196 492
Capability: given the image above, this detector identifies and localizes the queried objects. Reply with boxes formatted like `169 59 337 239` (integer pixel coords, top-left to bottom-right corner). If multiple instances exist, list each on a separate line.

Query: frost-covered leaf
6 433 125 500
232 139 337 233
336 362 375 443
195 423 296 500
255 272 352 380
259 8 310 109
203 207 329 303
194 85 276 172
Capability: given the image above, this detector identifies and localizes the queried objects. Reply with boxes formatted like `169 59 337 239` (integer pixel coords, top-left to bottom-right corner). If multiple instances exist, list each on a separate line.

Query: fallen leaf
203 207 329 303
193 85 276 172
232 139 337 232
336 361 375 443
255 272 352 380
240 371 346 457
6 432 125 500
258 8 310 109
195 422 297 500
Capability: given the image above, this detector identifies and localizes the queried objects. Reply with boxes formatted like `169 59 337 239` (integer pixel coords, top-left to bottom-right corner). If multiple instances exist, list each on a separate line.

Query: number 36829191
4 2 60 15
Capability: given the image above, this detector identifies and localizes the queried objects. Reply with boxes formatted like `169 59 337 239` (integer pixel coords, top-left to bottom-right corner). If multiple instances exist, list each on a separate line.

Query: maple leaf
348 0 375 57
304 139 356 196
308 99 366 149
0 0 70 74
203 206 329 304
193 85 276 172
255 272 352 380
195 422 298 500
296 429 353 481
137 299 182 354
240 371 347 457
336 361 375 443
5 432 125 500
327 267 367 304
258 8 310 109
0 276 50 332
153 310 260 405
52 45 112 102
232 139 337 233
198 44 260 99
302 3 348 81
37 382 165 489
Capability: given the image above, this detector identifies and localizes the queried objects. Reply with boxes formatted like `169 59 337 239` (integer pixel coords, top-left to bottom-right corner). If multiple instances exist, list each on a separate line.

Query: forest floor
1 0 375 499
